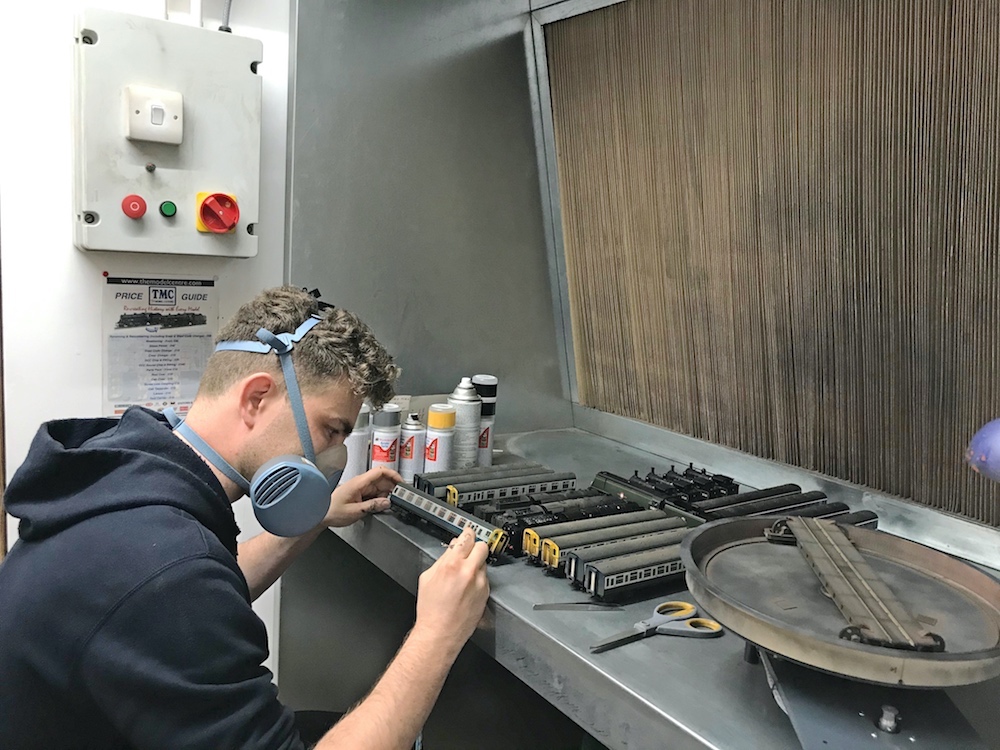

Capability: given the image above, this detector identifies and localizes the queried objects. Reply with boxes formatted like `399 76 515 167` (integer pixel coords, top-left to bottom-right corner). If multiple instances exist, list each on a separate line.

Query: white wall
0 0 290 675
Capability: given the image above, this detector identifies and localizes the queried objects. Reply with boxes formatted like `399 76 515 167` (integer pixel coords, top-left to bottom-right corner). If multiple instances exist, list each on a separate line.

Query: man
0 286 490 749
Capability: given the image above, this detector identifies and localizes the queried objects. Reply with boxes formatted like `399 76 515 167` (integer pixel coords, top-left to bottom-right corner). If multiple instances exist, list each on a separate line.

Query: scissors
590 601 723 653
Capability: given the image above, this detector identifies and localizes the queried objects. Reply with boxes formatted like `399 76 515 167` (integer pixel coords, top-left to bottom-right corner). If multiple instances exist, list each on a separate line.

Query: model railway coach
413 462 577 509
388 461 881 600
387 483 509 560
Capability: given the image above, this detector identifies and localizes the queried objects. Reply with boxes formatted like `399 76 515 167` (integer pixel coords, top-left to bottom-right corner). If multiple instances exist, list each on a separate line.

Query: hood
5 407 240 554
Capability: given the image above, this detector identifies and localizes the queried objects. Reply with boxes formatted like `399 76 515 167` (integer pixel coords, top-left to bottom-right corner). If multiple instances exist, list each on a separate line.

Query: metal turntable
681 516 1000 749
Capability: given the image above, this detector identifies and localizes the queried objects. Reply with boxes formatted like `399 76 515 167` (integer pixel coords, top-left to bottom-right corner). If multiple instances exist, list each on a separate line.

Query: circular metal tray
680 517 1000 687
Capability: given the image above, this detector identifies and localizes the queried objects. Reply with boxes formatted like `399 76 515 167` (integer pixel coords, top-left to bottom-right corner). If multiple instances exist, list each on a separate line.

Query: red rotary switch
198 193 240 233
122 194 147 219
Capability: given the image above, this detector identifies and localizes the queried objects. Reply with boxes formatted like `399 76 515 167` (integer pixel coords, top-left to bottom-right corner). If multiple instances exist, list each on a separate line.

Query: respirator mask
165 315 338 537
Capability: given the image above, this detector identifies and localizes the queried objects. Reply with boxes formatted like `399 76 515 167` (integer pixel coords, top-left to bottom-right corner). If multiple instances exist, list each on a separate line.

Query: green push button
159 201 178 218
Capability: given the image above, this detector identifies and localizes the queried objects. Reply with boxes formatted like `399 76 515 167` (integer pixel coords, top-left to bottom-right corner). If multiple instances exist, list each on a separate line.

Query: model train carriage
388 483 509 558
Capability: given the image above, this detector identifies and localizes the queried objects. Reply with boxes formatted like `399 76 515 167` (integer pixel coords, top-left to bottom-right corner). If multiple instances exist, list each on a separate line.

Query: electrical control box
73 9 262 257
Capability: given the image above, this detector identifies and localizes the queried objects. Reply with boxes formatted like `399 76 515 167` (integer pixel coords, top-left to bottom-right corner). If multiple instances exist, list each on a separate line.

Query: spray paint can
399 412 426 483
371 403 402 472
339 403 371 485
448 377 482 469
424 404 456 472
472 374 498 467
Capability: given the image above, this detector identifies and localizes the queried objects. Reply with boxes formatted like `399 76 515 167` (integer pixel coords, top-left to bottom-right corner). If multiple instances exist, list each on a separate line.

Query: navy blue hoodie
0 407 304 749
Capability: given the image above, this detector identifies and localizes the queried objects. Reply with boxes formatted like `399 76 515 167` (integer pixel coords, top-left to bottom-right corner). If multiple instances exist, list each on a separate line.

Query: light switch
124 85 183 145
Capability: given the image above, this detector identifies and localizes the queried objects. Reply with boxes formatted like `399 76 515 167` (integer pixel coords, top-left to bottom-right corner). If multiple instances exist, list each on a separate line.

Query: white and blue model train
388 483 509 559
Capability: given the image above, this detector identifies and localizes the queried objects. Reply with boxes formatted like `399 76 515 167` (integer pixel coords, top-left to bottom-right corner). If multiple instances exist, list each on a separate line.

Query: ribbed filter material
546 0 1000 526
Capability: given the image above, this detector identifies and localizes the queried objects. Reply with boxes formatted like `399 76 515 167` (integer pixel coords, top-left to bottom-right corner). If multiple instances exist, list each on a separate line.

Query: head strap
176 421 252 493
164 406 251 492
213 315 322 463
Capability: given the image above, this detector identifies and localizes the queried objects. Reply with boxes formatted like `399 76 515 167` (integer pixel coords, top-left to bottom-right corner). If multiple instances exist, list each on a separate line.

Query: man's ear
237 372 280 429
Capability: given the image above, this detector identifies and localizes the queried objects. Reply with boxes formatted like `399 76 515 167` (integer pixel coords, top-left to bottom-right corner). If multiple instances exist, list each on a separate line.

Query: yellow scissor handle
654 601 697 618
684 617 723 633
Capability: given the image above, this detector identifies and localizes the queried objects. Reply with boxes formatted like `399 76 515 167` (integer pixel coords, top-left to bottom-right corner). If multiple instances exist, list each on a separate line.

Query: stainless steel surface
334 513 797 750
531 0 630 23
335 428 803 750
862 491 1000 572
763 652 989 750
681 518 1000 687
286 0 572 434
532 601 622 611
525 17 577 404
322 427 1000 748
573 405 1000 571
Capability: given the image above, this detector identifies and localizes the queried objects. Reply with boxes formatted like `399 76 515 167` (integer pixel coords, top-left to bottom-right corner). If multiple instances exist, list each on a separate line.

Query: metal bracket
759 651 988 750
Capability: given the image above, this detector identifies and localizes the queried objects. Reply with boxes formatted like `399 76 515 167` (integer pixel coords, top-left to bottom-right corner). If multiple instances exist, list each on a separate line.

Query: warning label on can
402 436 415 460
425 438 438 461
478 427 491 448
373 438 398 462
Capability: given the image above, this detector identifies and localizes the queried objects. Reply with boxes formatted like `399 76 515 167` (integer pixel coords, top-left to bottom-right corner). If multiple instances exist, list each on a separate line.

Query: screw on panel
145 163 156 173
877 705 901 734
83 212 99 224
79 29 98 45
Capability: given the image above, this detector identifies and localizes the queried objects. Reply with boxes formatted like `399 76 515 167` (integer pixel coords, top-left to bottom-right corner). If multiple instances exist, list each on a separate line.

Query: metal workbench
332 427 999 750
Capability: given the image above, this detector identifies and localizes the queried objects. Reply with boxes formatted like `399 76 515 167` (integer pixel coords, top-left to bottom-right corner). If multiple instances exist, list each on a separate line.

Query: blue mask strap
171 419 251 494
214 315 322 464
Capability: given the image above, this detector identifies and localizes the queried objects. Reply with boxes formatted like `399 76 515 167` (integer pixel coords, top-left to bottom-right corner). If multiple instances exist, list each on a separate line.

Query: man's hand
413 527 490 658
239 467 402 601
315 527 491 750
322 466 401 528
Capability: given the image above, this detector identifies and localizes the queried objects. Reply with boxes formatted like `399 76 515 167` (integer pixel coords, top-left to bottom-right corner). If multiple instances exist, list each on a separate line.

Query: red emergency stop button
122 194 147 219
197 193 240 233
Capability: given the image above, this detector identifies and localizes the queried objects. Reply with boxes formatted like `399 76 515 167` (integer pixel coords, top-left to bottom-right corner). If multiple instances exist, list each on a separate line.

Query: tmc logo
148 286 177 307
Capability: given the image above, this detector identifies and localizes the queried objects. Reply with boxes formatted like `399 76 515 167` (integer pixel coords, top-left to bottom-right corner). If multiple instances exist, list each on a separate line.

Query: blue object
167 315 333 537
966 418 1000 482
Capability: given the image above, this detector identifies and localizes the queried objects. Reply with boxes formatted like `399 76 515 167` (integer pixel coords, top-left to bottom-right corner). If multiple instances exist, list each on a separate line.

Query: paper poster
103 276 219 417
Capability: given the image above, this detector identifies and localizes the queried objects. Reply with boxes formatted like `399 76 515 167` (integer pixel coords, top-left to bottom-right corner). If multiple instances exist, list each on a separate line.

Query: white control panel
73 9 262 257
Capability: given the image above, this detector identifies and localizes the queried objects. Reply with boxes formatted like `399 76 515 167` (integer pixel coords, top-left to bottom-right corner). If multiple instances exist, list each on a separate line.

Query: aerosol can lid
449 377 481 403
354 402 371 429
372 403 402 427
402 412 423 431
472 374 498 401
427 403 456 429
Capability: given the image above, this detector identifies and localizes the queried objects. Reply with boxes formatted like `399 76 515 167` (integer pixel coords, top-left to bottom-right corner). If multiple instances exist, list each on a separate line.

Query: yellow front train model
388 483 509 559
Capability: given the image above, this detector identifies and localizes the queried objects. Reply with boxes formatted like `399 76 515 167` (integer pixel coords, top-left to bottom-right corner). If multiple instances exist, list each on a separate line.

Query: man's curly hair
198 286 399 407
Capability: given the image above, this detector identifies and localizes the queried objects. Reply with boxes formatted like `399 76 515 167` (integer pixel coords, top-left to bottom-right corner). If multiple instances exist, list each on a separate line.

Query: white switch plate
74 9 262 257
125 85 184 145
